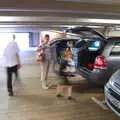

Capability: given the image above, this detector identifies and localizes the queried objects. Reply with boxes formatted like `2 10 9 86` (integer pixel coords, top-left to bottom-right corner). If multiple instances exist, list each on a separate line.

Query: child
64 47 76 73
56 47 76 100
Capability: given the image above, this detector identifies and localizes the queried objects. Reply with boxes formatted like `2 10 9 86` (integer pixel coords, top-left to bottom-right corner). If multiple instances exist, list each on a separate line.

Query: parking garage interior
0 0 120 120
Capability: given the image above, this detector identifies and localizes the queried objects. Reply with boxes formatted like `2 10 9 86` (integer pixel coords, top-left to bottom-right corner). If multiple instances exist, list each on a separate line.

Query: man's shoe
67 96 76 101
70 74 75 77
56 94 64 98
9 91 14 96
42 86 49 90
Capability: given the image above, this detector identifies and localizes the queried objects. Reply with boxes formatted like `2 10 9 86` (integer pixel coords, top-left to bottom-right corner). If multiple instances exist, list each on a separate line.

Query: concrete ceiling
58 0 120 5
0 0 120 31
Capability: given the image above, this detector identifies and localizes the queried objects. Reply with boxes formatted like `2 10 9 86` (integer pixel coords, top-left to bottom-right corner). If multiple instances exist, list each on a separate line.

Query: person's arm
16 53 21 68
15 42 21 68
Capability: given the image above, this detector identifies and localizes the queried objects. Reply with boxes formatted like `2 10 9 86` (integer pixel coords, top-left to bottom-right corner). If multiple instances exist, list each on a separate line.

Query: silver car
105 69 120 117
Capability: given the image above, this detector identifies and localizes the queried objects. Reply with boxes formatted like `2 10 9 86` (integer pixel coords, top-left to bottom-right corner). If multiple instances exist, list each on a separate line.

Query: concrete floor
0 51 119 120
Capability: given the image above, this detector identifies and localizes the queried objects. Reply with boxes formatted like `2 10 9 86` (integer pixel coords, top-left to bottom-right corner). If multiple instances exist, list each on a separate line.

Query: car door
105 39 120 75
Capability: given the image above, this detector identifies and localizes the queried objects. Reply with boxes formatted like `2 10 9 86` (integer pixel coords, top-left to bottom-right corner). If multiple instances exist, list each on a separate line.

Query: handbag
36 46 46 62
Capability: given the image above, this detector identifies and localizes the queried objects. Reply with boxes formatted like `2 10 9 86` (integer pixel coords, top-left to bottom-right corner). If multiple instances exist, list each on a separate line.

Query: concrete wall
107 31 120 37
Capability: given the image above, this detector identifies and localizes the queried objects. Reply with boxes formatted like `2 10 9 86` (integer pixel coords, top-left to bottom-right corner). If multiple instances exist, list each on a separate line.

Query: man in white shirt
3 34 21 96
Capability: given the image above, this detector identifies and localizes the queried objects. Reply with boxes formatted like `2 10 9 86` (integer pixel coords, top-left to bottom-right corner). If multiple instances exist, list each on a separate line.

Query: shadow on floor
72 81 104 94
49 80 104 94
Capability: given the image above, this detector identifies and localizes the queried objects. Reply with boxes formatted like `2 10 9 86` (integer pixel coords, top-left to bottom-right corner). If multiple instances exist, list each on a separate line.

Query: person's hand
17 64 21 69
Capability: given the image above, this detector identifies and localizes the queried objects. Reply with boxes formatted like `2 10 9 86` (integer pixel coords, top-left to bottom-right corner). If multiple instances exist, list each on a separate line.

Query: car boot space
77 39 105 70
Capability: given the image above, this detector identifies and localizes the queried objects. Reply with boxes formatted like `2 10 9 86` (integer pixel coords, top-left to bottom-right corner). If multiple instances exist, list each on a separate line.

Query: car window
83 38 101 51
110 42 120 56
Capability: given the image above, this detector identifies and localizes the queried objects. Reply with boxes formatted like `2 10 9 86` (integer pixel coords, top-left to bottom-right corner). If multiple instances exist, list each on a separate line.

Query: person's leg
13 65 19 80
14 69 18 80
6 67 13 96
56 85 64 97
67 86 72 97
44 60 50 81
40 62 44 81
56 85 73 98
63 76 75 100
41 62 49 89
67 86 76 100
40 62 45 86
52 59 58 72
56 75 67 97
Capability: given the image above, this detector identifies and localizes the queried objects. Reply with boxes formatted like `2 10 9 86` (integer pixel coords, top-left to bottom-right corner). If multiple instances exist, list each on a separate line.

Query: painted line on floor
91 97 109 111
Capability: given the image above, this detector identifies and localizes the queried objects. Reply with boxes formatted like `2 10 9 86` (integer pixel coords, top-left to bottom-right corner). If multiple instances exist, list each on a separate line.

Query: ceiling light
87 19 120 24
57 0 120 5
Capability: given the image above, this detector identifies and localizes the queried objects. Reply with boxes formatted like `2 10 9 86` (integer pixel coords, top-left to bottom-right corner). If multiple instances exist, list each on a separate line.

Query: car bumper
78 67 110 86
77 67 91 78
104 83 120 117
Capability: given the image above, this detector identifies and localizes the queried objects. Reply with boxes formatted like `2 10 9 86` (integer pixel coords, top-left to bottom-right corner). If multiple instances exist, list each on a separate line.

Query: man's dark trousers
6 65 18 93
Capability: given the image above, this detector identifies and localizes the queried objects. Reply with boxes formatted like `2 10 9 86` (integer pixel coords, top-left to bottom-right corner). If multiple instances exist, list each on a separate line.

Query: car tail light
94 56 107 69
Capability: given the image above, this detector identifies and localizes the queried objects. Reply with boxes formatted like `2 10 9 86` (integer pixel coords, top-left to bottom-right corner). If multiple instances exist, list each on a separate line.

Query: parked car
77 37 120 86
105 69 120 117
49 27 106 80
66 27 120 86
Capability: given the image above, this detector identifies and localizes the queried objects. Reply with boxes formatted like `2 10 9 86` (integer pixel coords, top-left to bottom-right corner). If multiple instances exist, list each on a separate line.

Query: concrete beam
0 0 119 15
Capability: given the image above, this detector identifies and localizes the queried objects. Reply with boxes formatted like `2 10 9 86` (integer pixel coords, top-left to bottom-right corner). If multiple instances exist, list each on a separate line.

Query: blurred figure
3 34 21 96
65 41 76 73
37 34 51 89
56 41 76 101
64 47 75 73
67 40 73 48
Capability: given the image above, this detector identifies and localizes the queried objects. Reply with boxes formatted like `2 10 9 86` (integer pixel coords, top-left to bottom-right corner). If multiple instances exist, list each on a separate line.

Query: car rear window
110 42 120 56
83 38 101 51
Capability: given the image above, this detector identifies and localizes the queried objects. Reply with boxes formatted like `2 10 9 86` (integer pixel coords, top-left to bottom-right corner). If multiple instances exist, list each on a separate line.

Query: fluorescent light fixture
0 16 120 26
86 25 104 28
88 19 120 24
73 18 120 25
57 0 120 5
0 16 16 21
